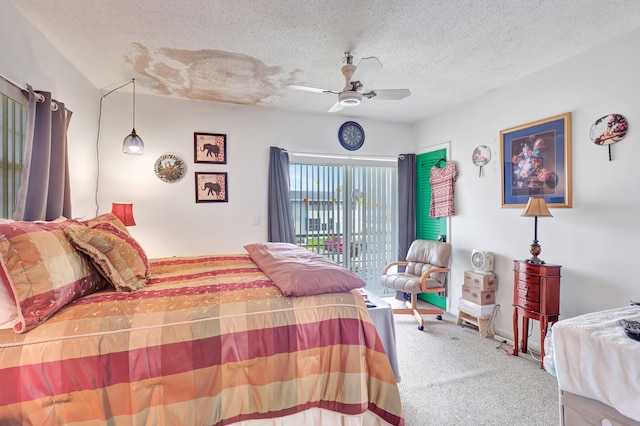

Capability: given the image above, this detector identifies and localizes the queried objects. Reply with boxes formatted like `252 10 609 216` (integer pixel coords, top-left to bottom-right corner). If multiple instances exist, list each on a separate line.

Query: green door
416 149 447 309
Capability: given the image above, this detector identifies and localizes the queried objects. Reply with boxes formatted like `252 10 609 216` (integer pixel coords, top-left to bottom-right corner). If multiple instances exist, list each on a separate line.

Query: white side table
363 289 401 382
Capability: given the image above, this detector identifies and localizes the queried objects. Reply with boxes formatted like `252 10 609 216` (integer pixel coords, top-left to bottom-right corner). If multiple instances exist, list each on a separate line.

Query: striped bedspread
0 254 404 426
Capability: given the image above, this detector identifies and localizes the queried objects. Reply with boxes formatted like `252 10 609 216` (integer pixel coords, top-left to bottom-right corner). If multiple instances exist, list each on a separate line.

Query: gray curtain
14 86 72 221
268 146 296 243
398 153 416 261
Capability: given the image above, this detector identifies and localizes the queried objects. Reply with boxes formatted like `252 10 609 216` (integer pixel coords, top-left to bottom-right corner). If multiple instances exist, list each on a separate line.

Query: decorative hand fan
472 145 491 177
590 114 628 161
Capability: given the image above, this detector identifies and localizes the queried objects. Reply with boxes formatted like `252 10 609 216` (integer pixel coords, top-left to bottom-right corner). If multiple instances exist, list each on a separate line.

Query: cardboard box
458 298 496 317
461 285 496 305
463 270 497 291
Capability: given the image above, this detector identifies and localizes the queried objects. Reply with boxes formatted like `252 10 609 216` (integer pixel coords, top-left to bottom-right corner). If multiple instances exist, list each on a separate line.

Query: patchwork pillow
244 242 365 296
65 223 149 292
0 218 108 333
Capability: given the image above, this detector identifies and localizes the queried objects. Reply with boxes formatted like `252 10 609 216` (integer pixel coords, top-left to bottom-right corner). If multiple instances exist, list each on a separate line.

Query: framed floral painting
500 112 572 208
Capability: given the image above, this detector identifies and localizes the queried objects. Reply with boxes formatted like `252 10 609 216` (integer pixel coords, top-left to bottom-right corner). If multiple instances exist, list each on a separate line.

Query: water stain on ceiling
127 43 299 105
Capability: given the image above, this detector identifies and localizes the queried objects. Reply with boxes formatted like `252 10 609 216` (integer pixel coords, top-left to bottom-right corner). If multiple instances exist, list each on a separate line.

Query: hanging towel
430 161 458 218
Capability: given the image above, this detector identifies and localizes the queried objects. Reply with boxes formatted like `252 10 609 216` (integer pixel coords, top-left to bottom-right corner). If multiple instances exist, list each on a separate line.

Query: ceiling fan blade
365 89 411 100
328 101 344 113
286 85 337 94
350 57 383 86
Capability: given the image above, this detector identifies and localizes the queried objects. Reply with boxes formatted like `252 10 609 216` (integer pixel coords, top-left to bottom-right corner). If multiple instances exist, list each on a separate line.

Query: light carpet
392 312 559 426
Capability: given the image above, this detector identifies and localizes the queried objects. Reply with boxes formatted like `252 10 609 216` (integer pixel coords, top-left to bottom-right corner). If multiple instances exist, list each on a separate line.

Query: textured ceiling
12 0 640 124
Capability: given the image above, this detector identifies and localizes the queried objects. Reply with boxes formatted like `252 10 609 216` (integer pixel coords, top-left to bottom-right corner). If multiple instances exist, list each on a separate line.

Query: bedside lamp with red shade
111 202 136 226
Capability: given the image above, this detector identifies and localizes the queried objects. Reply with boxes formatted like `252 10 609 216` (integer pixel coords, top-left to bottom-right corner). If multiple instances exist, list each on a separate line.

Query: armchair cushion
381 273 425 294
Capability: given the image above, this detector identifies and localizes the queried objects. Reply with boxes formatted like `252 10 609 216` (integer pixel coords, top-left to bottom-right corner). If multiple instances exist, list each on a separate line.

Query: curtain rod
285 150 397 163
0 73 59 110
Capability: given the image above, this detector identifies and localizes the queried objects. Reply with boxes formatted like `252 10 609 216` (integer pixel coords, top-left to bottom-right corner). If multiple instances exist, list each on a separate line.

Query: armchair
381 239 451 330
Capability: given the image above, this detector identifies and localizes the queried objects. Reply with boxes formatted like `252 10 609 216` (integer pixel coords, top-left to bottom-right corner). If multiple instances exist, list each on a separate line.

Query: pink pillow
0 218 107 333
244 242 365 296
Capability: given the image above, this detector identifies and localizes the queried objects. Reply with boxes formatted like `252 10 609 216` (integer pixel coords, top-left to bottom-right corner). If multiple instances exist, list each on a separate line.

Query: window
290 160 397 296
0 79 27 219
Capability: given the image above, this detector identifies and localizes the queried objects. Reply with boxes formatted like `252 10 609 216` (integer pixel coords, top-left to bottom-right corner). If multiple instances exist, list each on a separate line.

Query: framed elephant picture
194 132 227 164
195 172 228 203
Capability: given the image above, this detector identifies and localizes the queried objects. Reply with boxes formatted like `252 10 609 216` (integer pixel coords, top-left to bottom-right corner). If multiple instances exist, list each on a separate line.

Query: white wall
413 28 640 344
98 94 413 257
1 2 100 216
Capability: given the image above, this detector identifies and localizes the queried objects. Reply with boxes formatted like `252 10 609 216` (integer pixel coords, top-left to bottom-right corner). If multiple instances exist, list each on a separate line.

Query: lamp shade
521 197 553 218
111 202 136 226
123 129 144 154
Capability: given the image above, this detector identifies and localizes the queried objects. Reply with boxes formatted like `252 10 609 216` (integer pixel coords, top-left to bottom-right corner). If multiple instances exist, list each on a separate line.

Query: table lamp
111 202 136 226
521 197 552 264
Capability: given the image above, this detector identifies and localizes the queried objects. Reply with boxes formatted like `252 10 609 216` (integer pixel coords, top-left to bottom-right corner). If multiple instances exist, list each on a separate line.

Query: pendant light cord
94 79 135 216
132 78 136 129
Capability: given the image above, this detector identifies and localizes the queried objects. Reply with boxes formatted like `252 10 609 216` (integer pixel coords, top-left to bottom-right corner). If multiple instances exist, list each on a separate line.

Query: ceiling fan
287 52 411 113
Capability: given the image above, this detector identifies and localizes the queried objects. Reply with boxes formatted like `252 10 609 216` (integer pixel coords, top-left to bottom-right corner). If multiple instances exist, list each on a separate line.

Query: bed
0 215 404 425
551 305 640 426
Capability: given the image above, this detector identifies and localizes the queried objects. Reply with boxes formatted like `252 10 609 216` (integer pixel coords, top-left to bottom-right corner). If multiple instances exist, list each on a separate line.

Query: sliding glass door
290 161 397 296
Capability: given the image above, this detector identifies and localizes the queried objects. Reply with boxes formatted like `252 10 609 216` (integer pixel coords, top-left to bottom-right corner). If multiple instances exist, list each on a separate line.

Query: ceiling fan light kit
338 91 362 107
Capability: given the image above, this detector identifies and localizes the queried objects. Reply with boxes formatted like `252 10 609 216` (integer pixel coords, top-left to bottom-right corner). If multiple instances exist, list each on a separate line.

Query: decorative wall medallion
154 154 187 183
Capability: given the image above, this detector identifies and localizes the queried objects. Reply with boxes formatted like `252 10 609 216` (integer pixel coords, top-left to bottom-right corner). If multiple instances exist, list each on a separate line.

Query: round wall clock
154 153 187 183
338 121 365 151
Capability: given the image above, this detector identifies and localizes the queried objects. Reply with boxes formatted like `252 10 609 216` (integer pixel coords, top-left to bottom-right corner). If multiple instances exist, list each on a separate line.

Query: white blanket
552 306 640 421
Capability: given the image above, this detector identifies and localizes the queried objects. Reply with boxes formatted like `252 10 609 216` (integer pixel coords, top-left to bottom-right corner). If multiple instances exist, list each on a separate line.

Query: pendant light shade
123 78 144 155
123 128 144 154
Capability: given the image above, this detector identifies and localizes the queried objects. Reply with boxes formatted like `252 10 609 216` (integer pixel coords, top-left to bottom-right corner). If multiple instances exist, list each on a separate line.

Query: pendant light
122 78 144 155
